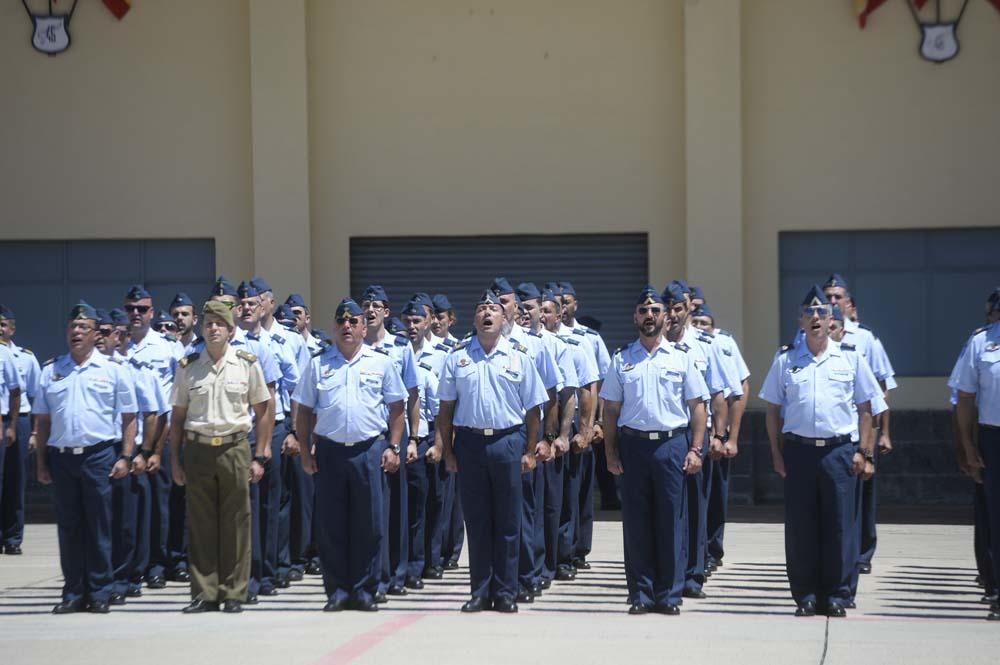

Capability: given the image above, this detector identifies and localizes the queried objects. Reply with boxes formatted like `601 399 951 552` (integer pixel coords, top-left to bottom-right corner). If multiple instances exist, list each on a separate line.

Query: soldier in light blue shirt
0 305 31 555
35 302 138 614
759 285 883 618
600 286 709 615
436 290 549 613
293 298 406 612
430 294 460 346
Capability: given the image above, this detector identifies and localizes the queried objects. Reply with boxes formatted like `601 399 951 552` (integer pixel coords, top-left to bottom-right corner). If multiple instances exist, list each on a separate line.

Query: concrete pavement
1 521 998 664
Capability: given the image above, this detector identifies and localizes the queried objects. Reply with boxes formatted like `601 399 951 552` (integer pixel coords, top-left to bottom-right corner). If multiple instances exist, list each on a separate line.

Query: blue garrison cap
668 279 689 296
335 298 364 321
401 300 425 318
801 285 829 308
636 286 664 307
986 287 1000 310
152 309 173 328
432 294 453 313
543 282 562 295
70 301 99 322
361 284 389 304
489 277 515 296
692 303 713 319
409 292 433 311
558 282 576 297
540 289 561 306
515 282 541 302
275 304 296 325
250 277 273 294
125 284 152 301
477 290 502 306
285 293 308 310
312 329 331 345
831 305 844 322
237 281 259 299
170 292 194 310
212 276 238 298
662 282 687 305
0 304 14 320
689 285 705 302
109 308 128 327
823 273 849 290
95 308 113 326
385 317 405 334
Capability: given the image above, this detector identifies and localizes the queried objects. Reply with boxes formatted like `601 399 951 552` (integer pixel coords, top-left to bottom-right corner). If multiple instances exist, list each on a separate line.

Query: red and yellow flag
103 0 131 20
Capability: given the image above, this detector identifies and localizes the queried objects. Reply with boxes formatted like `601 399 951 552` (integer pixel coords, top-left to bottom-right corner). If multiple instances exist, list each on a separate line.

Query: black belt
455 425 520 438
48 440 117 456
620 426 688 441
317 435 380 448
982 424 1000 431
785 433 853 448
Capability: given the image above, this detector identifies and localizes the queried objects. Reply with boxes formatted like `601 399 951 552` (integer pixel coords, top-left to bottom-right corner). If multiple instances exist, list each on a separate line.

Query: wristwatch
253 455 268 467
117 454 130 464
408 435 420 444
712 433 729 444
138 449 153 460
862 449 875 463
389 443 401 455
544 432 557 444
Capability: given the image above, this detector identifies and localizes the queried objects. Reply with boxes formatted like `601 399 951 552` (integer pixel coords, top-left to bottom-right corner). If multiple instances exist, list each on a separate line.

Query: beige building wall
742 0 1000 408
307 0 687 323
0 0 254 281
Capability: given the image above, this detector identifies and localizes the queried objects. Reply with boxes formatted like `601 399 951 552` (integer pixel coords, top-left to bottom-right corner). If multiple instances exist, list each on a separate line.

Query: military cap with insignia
515 282 541 302
558 281 576 297
400 300 425 318
170 292 194 310
543 281 562 295
152 309 173 329
489 277 515 296
236 281 259 299
540 288 560 306
0 304 14 320
385 317 405 334
477 290 502 306
335 298 364 322
125 284 152 301
661 281 686 306
95 308 114 327
410 292 433 312
636 285 664 306
361 284 389 305
69 301 99 322
212 276 238 298
691 303 713 319
822 273 849 290
109 308 129 327
285 293 308 310
250 277 273 294
801 284 830 309
202 300 235 328
432 294 454 313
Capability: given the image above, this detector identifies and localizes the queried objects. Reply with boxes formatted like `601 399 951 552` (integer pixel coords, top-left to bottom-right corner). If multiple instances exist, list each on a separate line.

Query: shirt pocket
829 370 854 401
455 364 478 393
316 376 342 410
88 376 117 411
784 370 811 404
978 350 1000 379
659 367 685 402
189 384 211 414
359 373 383 401
224 379 247 409
45 380 71 413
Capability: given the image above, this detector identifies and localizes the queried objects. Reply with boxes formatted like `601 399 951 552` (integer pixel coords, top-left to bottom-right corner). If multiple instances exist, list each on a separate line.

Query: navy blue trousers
280 447 313 576
519 462 544 591
405 436 432 579
976 428 1000 598
454 428 524 602
442 475 465 564
385 450 409 589
974 481 995 593
167 475 187 574
541 455 565 582
111 443 139 595
857 454 878 566
315 438 385 604
684 439 711 593
576 446 595 560
258 425 284 589
129 471 151 588
146 442 172 579
423 448 453 573
619 430 688 608
49 445 115 605
783 440 857 609
1 414 32 546
706 456 730 564
558 449 583 566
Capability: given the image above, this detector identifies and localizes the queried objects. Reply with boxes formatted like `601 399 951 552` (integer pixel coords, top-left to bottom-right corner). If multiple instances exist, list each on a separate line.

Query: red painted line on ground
314 613 426 665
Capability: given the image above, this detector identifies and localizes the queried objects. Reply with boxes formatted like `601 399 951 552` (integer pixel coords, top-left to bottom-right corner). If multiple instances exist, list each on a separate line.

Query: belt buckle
814 439 825 447
72 447 84 455
210 436 223 447
648 432 660 440
483 428 494 436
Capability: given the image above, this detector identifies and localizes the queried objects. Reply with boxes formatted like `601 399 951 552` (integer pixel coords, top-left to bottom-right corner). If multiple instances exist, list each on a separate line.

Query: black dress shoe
374 591 388 604
182 599 219 614
109 592 126 606
826 605 847 618
795 601 817 617
305 561 322 575
652 604 681 615
982 593 998 604
572 558 591 570
988 607 1000 621
555 565 576 581
245 594 259 605
4 544 23 555
147 575 166 589
222 600 243 614
683 589 707 600
540 579 552 590
628 602 650 615
531 583 543 597
858 562 872 575
461 597 489 613
323 597 347 612
52 601 82 615
705 559 718 573
275 576 290 589
88 600 111 614
259 585 279 596
422 566 443 580
444 559 459 570
493 597 518 613
516 590 534 604
847 600 857 609
404 576 424 590
126 585 143 598
351 597 379 612
169 569 191 583
288 569 304 582
387 584 408 596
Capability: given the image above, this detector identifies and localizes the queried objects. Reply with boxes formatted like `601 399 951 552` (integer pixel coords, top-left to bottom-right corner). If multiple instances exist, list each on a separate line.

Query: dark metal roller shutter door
349 233 648 352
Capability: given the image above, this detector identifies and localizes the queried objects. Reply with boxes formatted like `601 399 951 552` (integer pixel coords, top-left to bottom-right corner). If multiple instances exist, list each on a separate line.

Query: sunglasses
124 305 151 314
97 328 114 337
637 306 663 315
157 322 178 332
803 306 832 317
338 316 362 326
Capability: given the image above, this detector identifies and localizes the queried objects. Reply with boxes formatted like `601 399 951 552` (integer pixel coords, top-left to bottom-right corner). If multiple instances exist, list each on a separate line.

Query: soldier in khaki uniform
169 301 274 614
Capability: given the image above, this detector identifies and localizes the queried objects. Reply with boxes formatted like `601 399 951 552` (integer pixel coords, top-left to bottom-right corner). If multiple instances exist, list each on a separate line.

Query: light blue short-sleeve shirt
950 322 1000 426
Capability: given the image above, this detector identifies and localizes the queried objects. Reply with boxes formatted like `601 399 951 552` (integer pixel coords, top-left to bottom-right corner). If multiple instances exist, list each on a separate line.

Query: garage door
350 233 648 352
0 239 215 363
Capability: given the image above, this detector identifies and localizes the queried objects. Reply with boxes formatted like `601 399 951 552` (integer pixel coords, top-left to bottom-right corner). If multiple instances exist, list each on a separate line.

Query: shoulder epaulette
21 347 33 355
270 333 286 345
779 340 795 354
434 343 450 353
372 346 390 356
973 326 988 336
717 329 732 337
311 348 325 358
674 342 690 353
453 339 470 351
858 323 872 331
128 357 150 370
512 342 529 354
419 361 433 372
840 343 856 351
235 350 257 363
43 357 56 367
179 352 200 368
527 330 542 338
696 332 713 344
462 331 474 340
393 334 408 346
441 338 456 348
613 345 624 356
586 328 598 336
571 327 587 337
563 337 581 346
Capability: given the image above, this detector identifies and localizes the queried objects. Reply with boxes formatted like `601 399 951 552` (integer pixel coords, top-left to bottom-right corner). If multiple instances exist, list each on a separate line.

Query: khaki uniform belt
185 431 246 446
